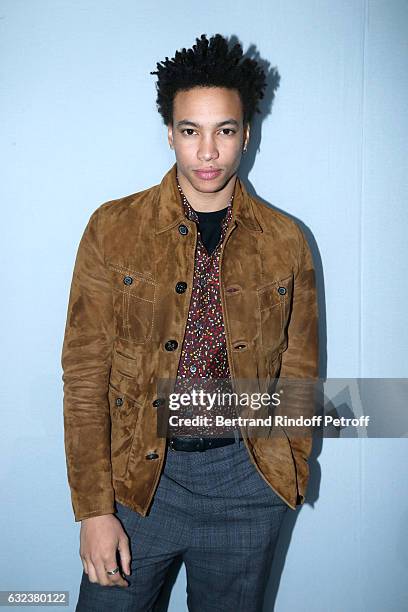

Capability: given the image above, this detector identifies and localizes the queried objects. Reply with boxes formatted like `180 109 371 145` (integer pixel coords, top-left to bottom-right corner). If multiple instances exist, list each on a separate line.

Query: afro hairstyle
150 33 268 126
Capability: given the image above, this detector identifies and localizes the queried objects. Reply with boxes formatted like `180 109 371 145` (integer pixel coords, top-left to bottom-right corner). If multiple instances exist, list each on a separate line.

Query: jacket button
178 224 188 235
278 286 287 295
152 398 165 408
115 397 124 407
164 339 178 351
123 275 133 286
146 452 159 460
175 281 187 294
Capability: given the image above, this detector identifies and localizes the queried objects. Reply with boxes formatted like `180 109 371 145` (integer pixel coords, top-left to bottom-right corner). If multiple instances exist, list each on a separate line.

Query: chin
194 181 224 193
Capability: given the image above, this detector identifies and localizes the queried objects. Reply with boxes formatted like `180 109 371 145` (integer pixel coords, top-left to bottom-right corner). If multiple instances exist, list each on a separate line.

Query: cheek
175 142 197 160
222 142 242 163
221 137 241 152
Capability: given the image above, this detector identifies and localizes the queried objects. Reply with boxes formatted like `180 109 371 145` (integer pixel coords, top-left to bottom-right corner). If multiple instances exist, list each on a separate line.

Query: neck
176 170 237 212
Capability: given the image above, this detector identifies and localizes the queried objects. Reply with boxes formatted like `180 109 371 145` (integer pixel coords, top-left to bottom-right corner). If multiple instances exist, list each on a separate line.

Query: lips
193 169 222 180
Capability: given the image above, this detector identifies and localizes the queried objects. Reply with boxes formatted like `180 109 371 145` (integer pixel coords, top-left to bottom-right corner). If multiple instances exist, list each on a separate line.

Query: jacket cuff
72 491 115 522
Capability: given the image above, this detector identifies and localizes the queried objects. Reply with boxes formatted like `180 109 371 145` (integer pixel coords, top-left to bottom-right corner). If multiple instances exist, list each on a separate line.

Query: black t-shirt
195 206 229 256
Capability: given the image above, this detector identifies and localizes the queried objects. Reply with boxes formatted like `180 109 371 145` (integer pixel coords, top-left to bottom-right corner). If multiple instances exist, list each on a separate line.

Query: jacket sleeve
277 223 319 502
61 206 115 522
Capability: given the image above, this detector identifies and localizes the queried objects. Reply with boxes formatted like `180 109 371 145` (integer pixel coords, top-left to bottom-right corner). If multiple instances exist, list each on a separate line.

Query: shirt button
164 339 178 351
146 452 159 460
178 224 188 235
115 397 124 407
123 275 133 286
199 276 206 288
278 286 287 295
189 364 197 374
175 281 187 294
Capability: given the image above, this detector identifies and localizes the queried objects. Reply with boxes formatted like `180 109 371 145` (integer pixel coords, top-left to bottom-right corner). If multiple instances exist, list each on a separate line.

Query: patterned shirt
168 177 239 438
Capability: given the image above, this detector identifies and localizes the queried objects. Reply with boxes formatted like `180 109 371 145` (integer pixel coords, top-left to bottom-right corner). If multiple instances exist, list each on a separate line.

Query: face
167 86 250 194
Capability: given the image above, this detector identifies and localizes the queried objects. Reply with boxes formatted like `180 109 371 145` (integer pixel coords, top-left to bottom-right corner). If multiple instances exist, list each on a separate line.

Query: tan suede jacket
61 163 319 522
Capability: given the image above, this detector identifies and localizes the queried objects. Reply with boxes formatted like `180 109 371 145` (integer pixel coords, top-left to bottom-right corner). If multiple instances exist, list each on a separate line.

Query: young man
62 33 319 612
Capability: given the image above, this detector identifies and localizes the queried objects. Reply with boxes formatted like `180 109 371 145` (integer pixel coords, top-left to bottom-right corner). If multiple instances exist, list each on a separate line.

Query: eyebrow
176 119 240 129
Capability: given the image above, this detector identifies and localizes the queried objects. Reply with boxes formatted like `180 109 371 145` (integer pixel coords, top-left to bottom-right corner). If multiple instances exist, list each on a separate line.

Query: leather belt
169 435 242 452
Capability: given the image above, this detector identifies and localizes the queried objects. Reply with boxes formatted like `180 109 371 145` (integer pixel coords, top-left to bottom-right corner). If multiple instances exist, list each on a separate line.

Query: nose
197 136 219 162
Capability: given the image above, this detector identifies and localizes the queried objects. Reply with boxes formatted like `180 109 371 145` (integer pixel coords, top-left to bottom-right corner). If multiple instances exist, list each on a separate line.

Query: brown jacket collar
155 163 263 234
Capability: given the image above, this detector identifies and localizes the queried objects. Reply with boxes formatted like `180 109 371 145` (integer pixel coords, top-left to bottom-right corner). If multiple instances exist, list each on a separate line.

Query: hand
79 514 131 587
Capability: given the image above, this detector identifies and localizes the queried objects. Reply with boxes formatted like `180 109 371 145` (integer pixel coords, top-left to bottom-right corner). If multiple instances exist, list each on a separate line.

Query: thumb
118 535 132 575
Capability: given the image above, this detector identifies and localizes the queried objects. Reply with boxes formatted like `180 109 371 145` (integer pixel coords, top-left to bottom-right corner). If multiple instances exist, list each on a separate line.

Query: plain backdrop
1 1 407 610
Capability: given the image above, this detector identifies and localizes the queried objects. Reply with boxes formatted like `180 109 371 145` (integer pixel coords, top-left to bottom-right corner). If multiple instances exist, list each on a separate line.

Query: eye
219 128 236 136
181 128 198 136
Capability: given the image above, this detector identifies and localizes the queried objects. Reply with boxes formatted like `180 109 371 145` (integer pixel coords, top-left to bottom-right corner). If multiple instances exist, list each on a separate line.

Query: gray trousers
76 437 288 612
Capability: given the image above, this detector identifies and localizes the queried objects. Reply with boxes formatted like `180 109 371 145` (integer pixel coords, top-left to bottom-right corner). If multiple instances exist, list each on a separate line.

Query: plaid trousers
75 436 288 612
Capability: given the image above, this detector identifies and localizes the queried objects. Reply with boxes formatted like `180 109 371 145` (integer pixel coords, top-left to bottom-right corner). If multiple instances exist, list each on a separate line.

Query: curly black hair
150 33 269 126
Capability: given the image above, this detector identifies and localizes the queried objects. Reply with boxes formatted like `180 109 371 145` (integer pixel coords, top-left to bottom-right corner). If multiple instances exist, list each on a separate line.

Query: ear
167 123 174 149
244 122 250 149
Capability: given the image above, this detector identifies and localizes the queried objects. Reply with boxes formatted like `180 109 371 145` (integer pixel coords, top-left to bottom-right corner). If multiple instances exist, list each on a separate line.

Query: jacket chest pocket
257 275 293 351
108 264 156 344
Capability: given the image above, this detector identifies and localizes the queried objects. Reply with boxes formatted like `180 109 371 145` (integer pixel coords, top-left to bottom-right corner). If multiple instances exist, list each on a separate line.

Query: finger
86 561 99 585
98 558 128 588
108 569 129 588
118 536 132 575
107 558 129 588
81 558 89 575
93 558 111 586
79 549 89 575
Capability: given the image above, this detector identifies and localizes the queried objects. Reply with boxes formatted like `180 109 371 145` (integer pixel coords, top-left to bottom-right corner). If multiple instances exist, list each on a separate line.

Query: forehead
173 87 243 121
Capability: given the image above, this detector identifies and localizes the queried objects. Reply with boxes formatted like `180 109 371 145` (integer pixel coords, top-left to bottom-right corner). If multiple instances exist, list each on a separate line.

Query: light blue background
1 1 407 610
